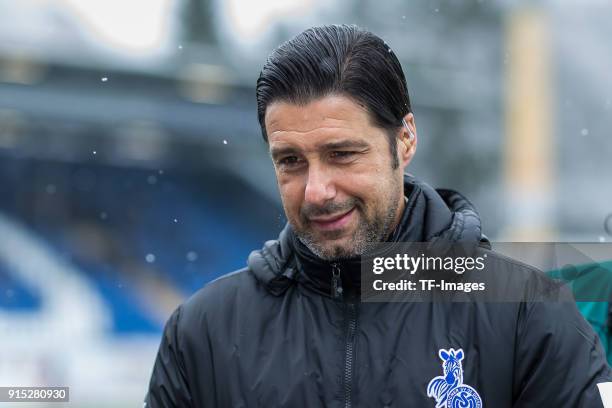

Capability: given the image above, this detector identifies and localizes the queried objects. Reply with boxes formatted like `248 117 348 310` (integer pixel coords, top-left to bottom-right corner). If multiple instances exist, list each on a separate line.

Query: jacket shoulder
179 267 261 320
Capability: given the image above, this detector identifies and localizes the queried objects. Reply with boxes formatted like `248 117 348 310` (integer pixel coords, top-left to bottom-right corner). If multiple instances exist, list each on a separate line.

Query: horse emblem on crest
426 348 483 408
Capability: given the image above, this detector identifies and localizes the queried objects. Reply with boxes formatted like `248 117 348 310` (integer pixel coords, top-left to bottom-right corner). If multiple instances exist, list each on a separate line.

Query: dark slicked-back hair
256 24 412 168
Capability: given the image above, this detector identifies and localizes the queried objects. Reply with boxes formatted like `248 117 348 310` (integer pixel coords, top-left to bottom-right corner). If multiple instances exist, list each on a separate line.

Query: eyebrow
270 139 370 160
322 140 370 151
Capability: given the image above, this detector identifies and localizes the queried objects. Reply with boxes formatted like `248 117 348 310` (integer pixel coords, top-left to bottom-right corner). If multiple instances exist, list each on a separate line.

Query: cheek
277 177 305 217
338 166 387 201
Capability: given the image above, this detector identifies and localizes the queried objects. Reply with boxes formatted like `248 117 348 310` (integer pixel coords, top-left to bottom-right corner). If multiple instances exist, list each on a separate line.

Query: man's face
265 94 407 260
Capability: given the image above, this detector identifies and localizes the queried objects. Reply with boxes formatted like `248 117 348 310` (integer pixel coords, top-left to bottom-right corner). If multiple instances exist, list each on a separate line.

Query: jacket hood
247 174 490 297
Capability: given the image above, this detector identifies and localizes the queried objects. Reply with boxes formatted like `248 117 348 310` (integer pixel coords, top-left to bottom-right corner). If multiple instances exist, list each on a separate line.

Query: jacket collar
248 174 490 298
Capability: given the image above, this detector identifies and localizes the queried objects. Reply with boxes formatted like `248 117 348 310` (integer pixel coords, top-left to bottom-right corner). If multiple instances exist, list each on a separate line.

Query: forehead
265 94 377 143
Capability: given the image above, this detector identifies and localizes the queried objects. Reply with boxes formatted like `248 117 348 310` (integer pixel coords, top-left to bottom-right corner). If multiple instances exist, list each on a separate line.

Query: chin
318 242 359 260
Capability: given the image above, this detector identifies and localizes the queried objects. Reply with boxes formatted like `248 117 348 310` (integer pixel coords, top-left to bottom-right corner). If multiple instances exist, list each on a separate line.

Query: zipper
331 262 343 300
344 302 357 408
331 263 357 408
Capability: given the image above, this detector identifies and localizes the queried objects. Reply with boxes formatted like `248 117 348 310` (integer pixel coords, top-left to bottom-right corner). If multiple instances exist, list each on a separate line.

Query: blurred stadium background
0 0 611 406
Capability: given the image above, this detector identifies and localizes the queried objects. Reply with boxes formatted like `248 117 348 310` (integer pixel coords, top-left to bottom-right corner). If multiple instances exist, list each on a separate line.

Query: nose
304 164 336 206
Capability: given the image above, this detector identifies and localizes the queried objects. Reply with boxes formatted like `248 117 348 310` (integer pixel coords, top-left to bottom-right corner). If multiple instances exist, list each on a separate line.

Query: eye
330 151 357 161
277 156 304 170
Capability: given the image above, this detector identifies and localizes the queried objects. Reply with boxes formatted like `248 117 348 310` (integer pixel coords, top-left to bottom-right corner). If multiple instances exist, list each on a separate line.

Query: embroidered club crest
426 348 483 408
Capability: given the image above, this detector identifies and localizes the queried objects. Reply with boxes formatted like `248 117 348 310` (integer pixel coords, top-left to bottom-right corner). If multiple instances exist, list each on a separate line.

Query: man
145 24 611 407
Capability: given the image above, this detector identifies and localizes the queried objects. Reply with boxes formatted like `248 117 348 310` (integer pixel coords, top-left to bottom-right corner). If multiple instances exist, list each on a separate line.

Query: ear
439 350 450 361
455 350 463 361
398 112 417 170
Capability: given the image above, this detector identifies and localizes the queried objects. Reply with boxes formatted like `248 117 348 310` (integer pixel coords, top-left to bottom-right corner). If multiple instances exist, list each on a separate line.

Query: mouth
309 207 356 231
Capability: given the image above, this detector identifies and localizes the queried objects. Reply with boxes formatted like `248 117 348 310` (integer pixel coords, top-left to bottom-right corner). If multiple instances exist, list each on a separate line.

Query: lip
309 207 355 231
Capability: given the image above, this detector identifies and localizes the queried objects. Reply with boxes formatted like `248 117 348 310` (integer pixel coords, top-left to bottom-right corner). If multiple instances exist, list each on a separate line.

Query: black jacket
145 175 612 407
